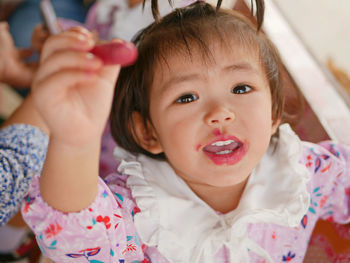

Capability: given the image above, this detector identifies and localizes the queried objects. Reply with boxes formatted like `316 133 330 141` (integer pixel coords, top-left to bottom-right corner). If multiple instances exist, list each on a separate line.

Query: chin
206 174 249 187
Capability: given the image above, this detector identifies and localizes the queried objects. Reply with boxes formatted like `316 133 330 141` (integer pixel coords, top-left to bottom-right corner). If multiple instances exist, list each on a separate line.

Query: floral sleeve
303 141 350 224
21 175 145 262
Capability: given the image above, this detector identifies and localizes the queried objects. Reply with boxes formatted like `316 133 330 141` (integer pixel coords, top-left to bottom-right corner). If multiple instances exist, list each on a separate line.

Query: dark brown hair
145 0 265 30
110 0 285 159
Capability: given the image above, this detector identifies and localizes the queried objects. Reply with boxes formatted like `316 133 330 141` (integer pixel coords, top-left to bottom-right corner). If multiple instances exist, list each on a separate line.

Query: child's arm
30 27 120 212
19 28 144 262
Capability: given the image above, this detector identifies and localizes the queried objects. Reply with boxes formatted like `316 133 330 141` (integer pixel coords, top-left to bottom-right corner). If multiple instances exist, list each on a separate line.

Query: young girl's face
139 41 279 188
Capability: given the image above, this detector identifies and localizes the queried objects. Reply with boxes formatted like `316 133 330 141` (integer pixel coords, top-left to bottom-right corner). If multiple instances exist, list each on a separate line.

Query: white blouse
114 124 311 263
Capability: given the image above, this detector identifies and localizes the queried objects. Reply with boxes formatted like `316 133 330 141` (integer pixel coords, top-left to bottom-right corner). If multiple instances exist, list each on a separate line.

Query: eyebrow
223 62 257 73
160 62 258 95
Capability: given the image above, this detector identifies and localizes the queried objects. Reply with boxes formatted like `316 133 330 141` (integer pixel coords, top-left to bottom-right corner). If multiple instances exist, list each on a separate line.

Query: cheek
252 95 273 124
157 112 198 152
244 97 274 147
166 117 194 143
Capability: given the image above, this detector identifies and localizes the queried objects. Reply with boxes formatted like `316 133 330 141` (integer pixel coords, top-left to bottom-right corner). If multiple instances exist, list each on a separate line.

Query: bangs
133 5 261 88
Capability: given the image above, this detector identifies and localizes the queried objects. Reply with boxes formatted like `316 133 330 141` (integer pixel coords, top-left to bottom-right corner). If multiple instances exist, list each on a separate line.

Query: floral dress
21 124 350 262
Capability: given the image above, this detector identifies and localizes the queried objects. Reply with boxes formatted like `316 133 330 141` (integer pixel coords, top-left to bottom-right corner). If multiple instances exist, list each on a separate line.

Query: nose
204 105 235 126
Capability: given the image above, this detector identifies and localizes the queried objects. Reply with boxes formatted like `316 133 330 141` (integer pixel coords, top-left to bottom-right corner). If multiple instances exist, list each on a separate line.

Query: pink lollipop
89 41 138 67
40 0 137 66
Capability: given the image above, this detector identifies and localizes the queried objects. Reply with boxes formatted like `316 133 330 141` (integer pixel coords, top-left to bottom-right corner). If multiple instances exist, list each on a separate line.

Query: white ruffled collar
114 124 311 263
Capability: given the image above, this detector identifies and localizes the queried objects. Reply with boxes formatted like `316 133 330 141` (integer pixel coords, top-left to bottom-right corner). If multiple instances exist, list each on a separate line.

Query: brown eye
176 94 199 104
232 85 252 94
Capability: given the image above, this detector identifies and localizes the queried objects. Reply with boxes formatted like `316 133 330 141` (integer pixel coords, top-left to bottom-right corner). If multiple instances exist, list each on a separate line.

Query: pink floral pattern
21 142 350 262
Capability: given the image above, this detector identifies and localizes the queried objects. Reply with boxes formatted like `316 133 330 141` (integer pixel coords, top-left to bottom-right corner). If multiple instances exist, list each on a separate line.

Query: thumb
93 40 138 87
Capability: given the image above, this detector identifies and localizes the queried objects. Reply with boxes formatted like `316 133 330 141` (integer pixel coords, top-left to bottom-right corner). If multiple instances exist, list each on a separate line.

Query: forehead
151 38 264 89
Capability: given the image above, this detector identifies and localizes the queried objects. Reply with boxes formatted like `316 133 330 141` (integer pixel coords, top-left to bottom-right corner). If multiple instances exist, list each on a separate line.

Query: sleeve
304 141 350 224
0 124 48 226
21 175 145 262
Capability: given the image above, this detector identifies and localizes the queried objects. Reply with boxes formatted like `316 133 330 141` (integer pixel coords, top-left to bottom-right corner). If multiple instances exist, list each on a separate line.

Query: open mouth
202 136 246 165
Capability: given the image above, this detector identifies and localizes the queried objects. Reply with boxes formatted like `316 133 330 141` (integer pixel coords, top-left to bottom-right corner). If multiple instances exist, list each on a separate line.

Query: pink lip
213 128 221 136
202 135 247 165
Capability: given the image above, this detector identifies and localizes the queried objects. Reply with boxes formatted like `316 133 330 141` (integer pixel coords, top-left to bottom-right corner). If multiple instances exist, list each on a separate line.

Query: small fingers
33 69 99 104
40 27 95 63
35 50 103 84
98 64 121 86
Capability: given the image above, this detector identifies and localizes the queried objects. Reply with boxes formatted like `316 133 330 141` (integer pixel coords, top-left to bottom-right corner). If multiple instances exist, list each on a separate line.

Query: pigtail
216 0 223 10
144 0 265 30
151 0 160 20
216 0 266 31
143 0 174 21
251 0 265 30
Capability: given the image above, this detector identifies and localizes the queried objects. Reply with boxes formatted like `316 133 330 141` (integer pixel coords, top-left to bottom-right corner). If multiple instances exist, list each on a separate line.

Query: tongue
203 142 240 153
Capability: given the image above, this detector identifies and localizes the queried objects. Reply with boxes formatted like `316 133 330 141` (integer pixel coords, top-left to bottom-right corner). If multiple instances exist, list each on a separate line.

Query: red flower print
142 244 147 253
45 223 62 238
301 214 308 229
114 213 122 219
282 251 295 261
314 158 321 173
122 243 137 254
133 206 141 215
22 196 35 214
346 187 350 196
337 172 344 179
325 216 334 222
96 215 111 229
320 195 329 208
23 203 31 214
271 232 276 240
321 163 332 173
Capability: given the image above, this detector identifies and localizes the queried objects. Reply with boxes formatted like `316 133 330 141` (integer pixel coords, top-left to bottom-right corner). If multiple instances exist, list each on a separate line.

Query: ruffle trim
116 148 199 262
229 124 311 228
116 149 172 257
114 124 311 262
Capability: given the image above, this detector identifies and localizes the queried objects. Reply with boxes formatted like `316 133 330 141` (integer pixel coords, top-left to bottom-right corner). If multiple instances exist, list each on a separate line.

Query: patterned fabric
19 126 350 262
99 123 118 179
0 124 48 226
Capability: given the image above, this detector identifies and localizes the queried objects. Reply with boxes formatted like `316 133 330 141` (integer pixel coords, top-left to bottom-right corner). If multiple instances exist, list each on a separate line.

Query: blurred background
274 0 350 95
0 0 349 262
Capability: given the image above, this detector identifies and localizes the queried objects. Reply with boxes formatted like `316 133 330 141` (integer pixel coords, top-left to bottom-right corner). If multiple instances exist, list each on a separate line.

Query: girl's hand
31 27 121 147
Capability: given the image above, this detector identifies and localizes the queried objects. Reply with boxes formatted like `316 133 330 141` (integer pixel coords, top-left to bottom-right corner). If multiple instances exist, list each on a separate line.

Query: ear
271 118 281 135
131 111 163 154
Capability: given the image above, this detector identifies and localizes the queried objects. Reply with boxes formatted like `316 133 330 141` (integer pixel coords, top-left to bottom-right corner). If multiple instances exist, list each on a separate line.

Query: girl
19 1 349 262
